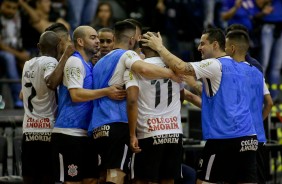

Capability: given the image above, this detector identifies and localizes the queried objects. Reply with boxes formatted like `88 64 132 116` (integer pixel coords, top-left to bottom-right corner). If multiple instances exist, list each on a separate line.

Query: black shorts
92 123 131 172
22 132 53 178
257 143 268 184
197 135 258 183
131 134 183 182
52 133 99 182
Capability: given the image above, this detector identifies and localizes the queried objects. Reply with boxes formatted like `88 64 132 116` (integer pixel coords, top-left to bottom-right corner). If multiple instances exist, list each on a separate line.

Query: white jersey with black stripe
125 57 183 139
21 56 58 133
191 57 269 97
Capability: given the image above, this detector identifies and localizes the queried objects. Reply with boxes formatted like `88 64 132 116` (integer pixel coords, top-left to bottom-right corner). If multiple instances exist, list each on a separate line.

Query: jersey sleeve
43 57 58 80
64 57 85 89
121 50 142 69
190 58 221 80
124 69 139 89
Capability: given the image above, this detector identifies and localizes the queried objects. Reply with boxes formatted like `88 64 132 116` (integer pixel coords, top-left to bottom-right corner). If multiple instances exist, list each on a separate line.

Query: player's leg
106 169 126 184
52 133 85 184
82 137 99 184
159 134 183 184
131 136 164 184
22 133 54 184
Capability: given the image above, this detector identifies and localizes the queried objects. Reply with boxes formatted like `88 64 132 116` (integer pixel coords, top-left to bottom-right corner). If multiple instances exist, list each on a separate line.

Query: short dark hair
226 24 248 34
114 21 136 43
98 27 114 34
226 30 250 52
124 19 142 31
39 31 60 54
202 28 225 51
45 23 68 34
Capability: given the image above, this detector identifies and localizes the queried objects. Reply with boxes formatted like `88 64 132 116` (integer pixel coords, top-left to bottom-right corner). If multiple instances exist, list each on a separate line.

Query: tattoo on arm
184 63 196 76
159 47 195 76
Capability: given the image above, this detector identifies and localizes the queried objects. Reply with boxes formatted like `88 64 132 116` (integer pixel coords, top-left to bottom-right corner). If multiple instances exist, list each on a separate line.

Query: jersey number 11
151 79 172 108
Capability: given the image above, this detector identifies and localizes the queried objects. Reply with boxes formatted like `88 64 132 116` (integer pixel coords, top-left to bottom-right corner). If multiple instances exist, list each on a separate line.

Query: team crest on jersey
68 164 78 177
66 67 81 81
126 53 132 59
199 61 212 68
44 62 56 71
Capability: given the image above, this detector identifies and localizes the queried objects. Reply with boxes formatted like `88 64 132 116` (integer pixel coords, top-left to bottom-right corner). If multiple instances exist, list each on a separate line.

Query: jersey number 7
24 82 37 112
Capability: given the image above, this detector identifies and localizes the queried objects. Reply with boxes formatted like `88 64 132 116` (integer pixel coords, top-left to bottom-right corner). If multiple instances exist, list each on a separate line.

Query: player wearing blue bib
89 21 178 184
142 28 259 183
52 26 125 184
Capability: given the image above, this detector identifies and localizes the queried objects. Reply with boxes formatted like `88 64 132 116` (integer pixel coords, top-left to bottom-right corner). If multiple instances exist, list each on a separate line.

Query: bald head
72 26 99 60
73 26 94 46
38 31 60 57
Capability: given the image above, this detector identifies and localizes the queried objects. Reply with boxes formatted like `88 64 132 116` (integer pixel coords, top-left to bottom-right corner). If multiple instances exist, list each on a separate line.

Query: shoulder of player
193 58 221 68
144 57 165 66
40 56 58 64
65 56 83 66
122 50 140 60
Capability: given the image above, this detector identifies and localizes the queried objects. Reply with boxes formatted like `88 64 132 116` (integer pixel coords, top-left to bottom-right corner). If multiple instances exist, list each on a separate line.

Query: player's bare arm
126 86 141 153
182 75 202 96
131 60 179 82
45 44 75 90
263 94 273 120
69 85 126 103
141 32 196 77
184 89 202 108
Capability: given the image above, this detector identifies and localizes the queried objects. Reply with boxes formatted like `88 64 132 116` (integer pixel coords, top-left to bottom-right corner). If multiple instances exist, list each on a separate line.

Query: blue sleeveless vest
201 57 256 139
247 65 265 142
55 51 93 130
88 49 127 133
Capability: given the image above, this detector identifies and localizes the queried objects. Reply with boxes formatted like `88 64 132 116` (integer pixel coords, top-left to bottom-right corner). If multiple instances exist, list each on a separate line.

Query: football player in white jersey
142 29 260 184
21 31 73 184
125 33 184 184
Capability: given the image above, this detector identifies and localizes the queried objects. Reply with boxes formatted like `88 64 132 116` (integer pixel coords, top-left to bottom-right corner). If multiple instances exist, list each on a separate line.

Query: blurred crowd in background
0 0 282 109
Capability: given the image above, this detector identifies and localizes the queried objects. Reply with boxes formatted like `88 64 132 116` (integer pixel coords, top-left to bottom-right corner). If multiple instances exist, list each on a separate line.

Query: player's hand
107 85 126 100
141 32 163 52
63 44 75 58
130 135 141 153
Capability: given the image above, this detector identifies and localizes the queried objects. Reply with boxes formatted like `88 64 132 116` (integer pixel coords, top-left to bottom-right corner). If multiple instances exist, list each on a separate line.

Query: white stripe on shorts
120 144 128 170
131 153 135 179
205 154 215 181
59 153 64 182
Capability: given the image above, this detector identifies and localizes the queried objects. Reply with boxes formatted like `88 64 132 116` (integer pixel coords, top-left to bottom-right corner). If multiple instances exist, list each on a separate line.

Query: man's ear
231 45 236 54
77 38 84 47
213 41 219 50
128 37 134 47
